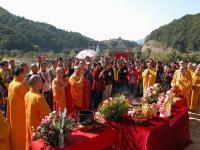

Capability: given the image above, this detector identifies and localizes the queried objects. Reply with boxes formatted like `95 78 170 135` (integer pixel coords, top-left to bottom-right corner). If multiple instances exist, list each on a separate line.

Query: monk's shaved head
29 75 42 86
179 60 185 65
56 67 63 74
195 65 200 74
56 67 64 78
74 65 82 76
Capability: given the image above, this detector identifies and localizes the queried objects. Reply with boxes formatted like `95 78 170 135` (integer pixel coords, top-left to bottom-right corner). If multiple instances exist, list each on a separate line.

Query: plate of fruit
129 107 148 124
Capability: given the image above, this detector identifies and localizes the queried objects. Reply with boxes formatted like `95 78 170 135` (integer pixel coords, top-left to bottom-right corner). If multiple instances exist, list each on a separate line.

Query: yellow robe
0 112 10 150
113 68 119 81
69 73 83 108
142 68 157 93
188 69 195 77
190 73 200 111
7 77 28 150
52 78 66 112
171 69 192 107
25 89 51 150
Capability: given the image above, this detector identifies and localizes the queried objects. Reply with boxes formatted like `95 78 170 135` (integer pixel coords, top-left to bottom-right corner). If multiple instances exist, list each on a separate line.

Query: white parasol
76 49 97 59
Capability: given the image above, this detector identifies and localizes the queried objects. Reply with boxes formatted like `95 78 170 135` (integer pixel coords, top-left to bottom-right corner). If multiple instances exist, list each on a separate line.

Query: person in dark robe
161 65 173 92
119 61 128 94
156 61 164 83
92 62 105 109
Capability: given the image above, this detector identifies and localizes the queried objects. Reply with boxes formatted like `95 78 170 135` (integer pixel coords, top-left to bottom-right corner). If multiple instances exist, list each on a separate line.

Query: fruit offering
131 108 147 124
142 103 158 118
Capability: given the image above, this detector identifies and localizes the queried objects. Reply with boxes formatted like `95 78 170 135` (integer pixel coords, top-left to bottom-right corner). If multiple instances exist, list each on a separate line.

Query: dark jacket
119 66 128 83
104 68 114 85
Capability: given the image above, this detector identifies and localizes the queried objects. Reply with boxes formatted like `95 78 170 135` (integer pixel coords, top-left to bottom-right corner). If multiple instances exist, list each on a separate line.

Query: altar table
31 106 190 150
109 105 190 150
31 126 117 150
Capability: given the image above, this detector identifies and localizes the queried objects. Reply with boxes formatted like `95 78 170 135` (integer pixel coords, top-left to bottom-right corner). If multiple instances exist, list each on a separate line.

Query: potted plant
98 94 130 121
32 111 76 146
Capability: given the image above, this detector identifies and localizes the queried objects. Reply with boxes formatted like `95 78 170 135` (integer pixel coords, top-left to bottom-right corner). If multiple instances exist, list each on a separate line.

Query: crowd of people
0 55 200 150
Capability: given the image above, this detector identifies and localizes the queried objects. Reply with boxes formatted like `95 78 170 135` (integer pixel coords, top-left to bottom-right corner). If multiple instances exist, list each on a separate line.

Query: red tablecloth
31 105 190 150
31 127 117 150
109 117 169 150
161 105 191 150
174 97 187 107
109 105 190 150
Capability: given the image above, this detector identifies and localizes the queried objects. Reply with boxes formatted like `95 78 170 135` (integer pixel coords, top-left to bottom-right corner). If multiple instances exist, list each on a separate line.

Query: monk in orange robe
25 75 51 150
69 66 83 115
52 67 67 112
0 92 10 150
7 67 28 150
171 63 192 108
142 62 157 93
188 63 195 76
0 111 10 150
190 66 200 111
63 63 73 114
65 83 73 114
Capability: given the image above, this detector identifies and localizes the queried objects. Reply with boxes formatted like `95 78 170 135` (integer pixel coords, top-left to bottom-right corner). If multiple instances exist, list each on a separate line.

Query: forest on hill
0 7 91 51
0 7 139 52
145 13 200 52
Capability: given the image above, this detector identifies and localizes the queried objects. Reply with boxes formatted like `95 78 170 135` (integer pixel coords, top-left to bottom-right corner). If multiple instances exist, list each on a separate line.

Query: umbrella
76 49 97 59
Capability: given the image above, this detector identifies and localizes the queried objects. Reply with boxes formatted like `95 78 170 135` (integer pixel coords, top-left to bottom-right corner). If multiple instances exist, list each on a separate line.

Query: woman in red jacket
127 63 138 98
92 62 105 109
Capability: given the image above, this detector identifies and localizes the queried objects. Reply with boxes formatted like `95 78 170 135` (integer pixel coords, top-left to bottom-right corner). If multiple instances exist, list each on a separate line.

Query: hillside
100 37 139 51
0 7 139 52
145 13 200 52
0 7 91 51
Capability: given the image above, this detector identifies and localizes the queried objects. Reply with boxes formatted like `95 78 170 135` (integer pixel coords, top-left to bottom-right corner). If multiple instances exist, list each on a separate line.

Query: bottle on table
59 129 64 149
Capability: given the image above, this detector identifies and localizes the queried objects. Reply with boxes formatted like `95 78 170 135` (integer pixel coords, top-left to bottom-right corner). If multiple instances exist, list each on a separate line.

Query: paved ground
185 107 200 150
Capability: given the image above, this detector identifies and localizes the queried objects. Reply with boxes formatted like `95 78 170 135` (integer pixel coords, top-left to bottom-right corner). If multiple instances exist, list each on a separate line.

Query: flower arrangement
143 83 163 104
157 92 171 117
98 94 130 121
32 110 76 146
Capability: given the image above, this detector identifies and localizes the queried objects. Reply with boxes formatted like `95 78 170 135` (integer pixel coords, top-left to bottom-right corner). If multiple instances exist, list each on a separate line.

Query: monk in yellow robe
171 65 192 108
25 75 51 150
0 111 10 150
188 62 195 76
0 92 10 150
69 66 83 111
142 62 157 93
7 67 28 150
190 66 200 111
52 67 67 112
137 63 145 96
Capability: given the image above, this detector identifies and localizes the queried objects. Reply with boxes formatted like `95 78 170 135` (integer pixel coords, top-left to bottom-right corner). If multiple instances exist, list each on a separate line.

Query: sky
0 0 200 41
